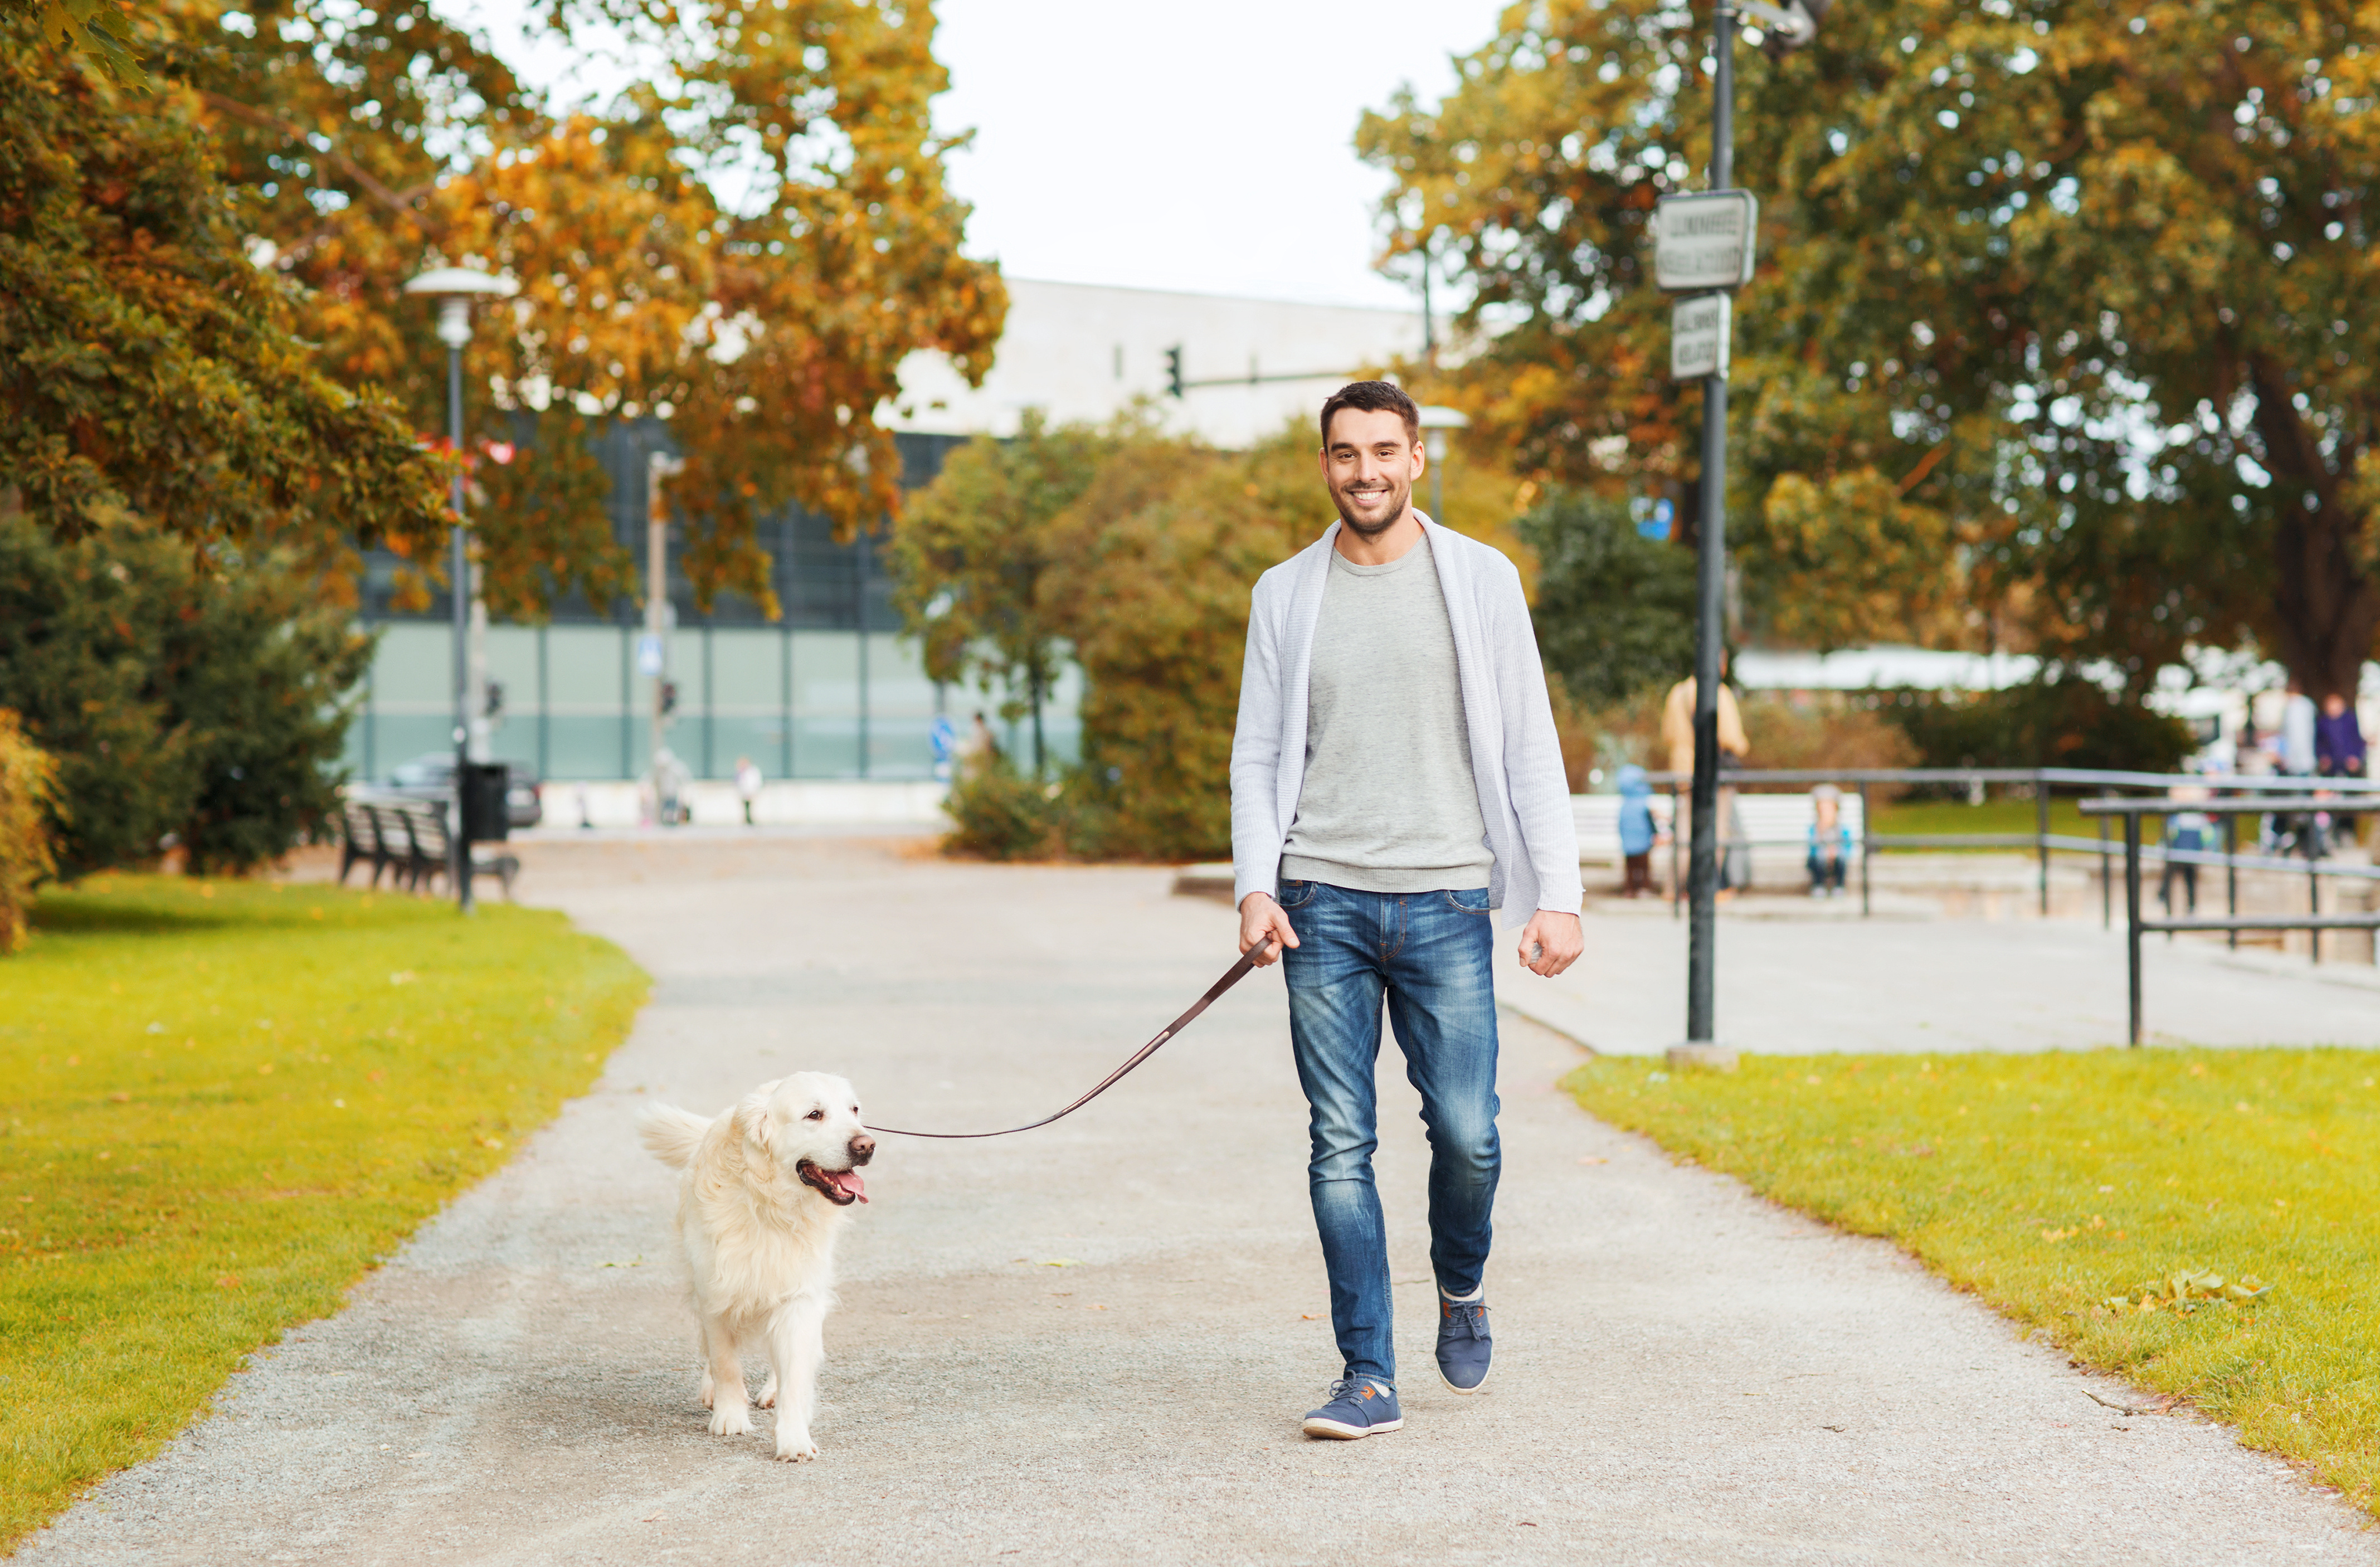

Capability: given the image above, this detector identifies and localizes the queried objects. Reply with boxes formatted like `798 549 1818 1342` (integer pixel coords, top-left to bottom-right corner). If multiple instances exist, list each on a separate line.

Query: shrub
1876 678 2196 773
0 515 371 877
940 757 1064 860
1735 693 1921 787
0 710 60 951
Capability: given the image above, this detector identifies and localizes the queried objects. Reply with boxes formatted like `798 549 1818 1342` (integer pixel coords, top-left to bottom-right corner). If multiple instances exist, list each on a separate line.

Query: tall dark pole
447 337 474 914
1683 1 1734 1042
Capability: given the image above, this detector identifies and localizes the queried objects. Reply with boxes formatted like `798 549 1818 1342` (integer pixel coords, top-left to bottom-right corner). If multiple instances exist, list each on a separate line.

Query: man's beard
1331 478 1410 538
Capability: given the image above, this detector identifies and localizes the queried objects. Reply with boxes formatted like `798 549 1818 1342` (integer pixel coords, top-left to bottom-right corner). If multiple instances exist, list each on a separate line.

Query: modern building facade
344 278 1426 785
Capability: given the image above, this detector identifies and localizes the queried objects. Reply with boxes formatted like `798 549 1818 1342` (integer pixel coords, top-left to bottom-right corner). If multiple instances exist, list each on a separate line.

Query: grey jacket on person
1229 515 1583 930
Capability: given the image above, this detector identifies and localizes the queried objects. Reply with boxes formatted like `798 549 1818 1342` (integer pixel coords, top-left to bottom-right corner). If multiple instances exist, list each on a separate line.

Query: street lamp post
1417 406 1469 526
403 265 512 912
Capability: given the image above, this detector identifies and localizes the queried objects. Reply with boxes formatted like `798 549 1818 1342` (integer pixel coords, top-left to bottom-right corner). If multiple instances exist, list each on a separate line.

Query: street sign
1653 191 1759 291
1670 294 1732 381
636 633 664 677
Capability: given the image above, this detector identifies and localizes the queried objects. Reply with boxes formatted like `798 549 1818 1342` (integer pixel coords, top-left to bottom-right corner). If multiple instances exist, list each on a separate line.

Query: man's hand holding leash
1239 892 1299 966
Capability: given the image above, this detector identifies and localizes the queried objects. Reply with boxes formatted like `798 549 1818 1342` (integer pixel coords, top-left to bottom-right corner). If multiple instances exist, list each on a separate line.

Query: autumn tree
155 0 1005 616
1362 0 2378 699
1 1 451 567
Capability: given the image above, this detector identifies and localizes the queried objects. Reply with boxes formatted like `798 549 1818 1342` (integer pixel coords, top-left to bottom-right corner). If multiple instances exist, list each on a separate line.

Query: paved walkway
1503 897 2380 1055
26 840 2379 1565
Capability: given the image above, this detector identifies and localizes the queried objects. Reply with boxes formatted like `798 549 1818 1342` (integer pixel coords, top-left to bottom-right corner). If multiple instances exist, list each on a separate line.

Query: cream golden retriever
637 1072 874 1461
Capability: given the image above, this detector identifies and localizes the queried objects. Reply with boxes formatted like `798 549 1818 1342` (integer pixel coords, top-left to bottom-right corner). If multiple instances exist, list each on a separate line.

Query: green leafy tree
1361 0 2376 698
1518 491 1697 708
887 412 1118 773
0 514 369 877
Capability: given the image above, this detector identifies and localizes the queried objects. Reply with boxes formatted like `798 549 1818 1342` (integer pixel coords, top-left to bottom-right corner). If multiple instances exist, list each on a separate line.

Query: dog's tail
637 1103 712 1170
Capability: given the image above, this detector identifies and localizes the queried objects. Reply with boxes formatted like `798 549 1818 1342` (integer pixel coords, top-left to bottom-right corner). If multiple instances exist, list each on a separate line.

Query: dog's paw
756 1372 778 1409
773 1429 819 1462
708 1405 754 1438
698 1371 716 1410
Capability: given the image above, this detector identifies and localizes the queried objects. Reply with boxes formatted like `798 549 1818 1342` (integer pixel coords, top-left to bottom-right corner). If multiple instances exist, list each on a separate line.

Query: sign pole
1681 0 1735 1057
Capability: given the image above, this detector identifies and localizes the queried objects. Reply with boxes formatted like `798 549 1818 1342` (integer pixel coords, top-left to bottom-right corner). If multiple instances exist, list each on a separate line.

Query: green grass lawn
1566 1048 2380 1514
1 875 647 1552
1865 796 2098 845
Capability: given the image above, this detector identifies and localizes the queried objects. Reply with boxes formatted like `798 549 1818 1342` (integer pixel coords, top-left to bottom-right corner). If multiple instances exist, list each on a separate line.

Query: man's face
1318 407 1423 538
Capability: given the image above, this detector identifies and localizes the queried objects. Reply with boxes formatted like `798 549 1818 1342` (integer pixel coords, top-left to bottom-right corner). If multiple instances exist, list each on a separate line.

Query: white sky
436 0 1508 310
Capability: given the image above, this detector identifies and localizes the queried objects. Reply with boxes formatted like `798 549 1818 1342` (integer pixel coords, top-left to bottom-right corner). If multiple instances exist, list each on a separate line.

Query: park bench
337 800 395 887
339 794 518 898
1573 787 1864 888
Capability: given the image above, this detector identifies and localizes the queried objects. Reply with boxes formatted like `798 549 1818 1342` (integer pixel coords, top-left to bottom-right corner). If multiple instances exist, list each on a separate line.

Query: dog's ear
733 1092 777 1160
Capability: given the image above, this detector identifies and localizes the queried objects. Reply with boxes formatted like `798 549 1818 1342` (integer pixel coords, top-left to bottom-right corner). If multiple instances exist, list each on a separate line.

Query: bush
940 758 1064 860
0 710 60 951
0 515 371 877
1876 678 2196 773
1735 693 1921 786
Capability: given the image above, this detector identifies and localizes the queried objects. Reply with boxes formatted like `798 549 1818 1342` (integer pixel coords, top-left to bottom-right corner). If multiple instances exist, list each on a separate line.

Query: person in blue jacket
1808 783 1853 897
1617 763 1658 897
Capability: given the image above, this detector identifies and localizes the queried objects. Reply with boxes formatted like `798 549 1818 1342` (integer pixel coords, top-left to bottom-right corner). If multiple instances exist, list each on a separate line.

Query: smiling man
1230 380 1583 1440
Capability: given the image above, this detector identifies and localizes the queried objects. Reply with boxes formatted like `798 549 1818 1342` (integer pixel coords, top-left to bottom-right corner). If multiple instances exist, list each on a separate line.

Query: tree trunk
2252 358 2377 702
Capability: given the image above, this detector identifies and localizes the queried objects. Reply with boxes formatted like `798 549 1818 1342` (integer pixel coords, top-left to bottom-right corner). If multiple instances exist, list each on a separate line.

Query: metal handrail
1638 764 2371 923
2078 796 2380 1045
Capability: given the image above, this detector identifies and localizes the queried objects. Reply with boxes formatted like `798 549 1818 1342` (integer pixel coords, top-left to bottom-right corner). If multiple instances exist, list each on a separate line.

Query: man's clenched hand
1239 892 1299 966
1516 910 1583 977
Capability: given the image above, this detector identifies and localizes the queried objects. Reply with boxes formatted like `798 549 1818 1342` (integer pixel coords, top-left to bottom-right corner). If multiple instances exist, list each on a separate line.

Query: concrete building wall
891 278 1427 447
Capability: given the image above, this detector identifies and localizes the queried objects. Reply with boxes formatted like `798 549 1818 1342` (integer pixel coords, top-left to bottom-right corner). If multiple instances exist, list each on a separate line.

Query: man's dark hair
1319 381 1419 446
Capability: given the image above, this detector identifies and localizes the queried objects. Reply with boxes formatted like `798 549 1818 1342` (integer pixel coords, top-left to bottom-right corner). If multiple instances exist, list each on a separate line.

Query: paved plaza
24 839 2380 1565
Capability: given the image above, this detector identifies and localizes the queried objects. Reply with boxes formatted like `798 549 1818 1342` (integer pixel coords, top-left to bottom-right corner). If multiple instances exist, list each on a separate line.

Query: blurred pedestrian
734 755 763 825
1659 654 1750 896
2315 693 2365 778
2161 782 2212 916
1615 763 1658 897
1807 783 1851 898
959 710 1001 777
2280 680 2318 776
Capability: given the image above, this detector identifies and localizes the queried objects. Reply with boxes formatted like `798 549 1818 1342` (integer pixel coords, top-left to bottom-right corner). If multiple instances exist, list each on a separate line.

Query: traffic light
1165 345 1184 398
660 680 679 716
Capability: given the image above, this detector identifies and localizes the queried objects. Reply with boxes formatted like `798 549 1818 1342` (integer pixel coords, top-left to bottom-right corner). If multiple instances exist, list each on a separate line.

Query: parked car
385 753 543 828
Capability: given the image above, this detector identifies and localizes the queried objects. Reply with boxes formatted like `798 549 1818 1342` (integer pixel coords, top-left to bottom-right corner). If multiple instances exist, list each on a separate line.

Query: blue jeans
1278 879 1500 1385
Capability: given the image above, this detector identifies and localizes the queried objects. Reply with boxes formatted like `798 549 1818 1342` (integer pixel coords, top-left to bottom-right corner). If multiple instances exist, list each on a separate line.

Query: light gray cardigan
1229 516 1583 929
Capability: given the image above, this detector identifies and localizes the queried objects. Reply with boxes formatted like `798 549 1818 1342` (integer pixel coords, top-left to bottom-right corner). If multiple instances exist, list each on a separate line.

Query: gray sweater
1279 536 1495 892
1230 515 1583 928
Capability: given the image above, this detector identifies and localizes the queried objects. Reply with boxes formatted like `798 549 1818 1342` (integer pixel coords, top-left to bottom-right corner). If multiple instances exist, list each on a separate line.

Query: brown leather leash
865 936 1274 1139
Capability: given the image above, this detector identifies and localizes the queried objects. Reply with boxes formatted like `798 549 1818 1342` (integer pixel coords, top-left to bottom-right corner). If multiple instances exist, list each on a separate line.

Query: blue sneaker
1436 1292 1492 1393
1302 1375 1402 1439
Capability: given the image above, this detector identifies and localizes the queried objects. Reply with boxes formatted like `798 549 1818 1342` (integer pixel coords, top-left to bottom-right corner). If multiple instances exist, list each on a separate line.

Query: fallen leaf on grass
2100 1271 2269 1313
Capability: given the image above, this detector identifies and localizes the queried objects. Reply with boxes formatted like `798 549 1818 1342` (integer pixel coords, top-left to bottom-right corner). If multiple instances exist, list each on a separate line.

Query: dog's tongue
828 1168 868 1204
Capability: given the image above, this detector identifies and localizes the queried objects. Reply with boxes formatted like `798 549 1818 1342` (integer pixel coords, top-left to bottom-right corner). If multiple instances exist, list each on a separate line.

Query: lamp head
403 265 513 350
